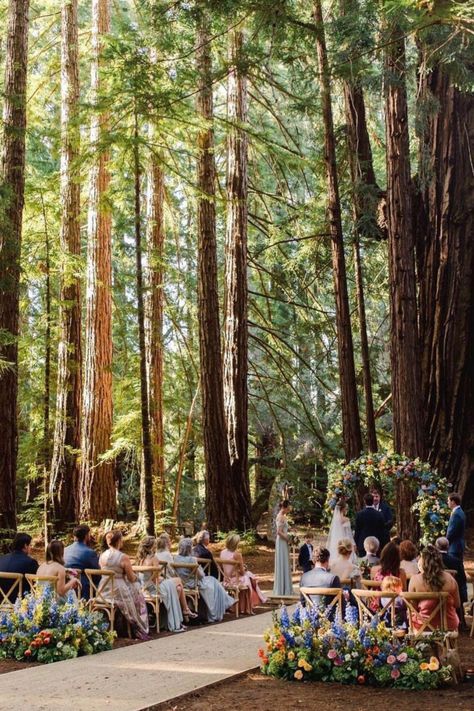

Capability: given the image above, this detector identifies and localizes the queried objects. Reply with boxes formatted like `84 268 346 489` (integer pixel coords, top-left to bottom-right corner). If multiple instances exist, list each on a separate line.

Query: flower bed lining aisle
260 605 453 689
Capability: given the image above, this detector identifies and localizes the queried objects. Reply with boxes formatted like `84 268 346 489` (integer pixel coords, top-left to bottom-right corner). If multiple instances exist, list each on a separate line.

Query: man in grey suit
300 546 340 611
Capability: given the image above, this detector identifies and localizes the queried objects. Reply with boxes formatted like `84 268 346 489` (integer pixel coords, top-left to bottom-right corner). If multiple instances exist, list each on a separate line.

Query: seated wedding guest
192 530 218 578
360 536 380 567
408 544 460 631
37 540 80 600
330 538 362 587
221 533 267 614
435 536 468 628
371 541 407 590
0 533 38 599
155 532 177 576
173 537 235 622
399 540 419 576
99 530 149 639
298 531 314 574
380 575 407 629
136 537 196 632
300 546 340 611
64 524 99 599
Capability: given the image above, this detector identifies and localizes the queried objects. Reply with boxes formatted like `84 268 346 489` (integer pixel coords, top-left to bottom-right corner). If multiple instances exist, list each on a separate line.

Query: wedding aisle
0 610 279 711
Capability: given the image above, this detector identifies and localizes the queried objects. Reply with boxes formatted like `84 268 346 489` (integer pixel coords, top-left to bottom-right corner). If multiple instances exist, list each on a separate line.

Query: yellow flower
303 662 312 672
287 651 295 661
429 657 439 671
294 670 303 680
298 658 306 668
420 662 430 671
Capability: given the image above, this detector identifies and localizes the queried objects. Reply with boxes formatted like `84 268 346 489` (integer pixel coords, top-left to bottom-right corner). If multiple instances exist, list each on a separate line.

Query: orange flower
429 657 439 671
420 662 429 671
294 670 303 680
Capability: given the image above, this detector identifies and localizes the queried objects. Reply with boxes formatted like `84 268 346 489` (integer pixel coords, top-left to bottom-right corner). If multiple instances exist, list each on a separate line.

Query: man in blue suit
298 531 314 574
446 493 466 561
64 525 99 599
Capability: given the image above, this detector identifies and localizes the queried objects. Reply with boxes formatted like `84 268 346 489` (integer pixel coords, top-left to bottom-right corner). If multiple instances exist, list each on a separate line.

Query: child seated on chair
381 575 407 630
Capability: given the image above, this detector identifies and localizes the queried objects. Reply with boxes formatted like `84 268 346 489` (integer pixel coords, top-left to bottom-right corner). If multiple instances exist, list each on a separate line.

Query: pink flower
391 668 401 679
397 653 407 663
334 657 343 666
327 649 337 659
387 655 396 665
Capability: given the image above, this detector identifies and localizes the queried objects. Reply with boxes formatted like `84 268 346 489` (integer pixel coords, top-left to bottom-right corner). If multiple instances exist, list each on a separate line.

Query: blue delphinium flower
280 605 290 629
345 604 359 625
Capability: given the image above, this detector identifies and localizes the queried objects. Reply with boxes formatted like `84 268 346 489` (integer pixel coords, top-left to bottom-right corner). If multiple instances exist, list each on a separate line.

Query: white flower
57 642 63 648
345 654 351 662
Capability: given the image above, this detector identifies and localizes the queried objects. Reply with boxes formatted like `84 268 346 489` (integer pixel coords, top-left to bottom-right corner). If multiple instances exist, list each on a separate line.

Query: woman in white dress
326 502 356 563
273 500 294 596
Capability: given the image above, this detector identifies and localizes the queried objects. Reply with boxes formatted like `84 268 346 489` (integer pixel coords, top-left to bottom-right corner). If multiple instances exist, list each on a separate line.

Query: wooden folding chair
25 574 58 596
195 558 211 575
132 565 164 630
214 557 250 618
0 572 23 608
352 590 397 627
85 568 117 633
401 591 457 651
299 587 343 620
172 561 200 611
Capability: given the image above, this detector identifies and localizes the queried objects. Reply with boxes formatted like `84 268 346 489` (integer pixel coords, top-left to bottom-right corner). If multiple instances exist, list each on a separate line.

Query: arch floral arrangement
325 451 450 544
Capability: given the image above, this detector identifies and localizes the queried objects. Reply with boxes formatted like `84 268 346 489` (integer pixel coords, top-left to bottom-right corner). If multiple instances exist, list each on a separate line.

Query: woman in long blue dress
273 500 294 596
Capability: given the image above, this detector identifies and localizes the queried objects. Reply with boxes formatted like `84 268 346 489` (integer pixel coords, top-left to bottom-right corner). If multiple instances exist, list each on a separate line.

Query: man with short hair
354 493 388 557
0 533 39 599
300 546 340 610
447 493 466 561
298 531 314 574
64 525 99 599
370 487 393 532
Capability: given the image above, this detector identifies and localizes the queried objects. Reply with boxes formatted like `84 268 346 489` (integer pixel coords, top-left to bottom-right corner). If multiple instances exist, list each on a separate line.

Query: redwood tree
223 28 251 527
50 0 82 526
79 0 116 521
0 0 30 533
314 0 363 463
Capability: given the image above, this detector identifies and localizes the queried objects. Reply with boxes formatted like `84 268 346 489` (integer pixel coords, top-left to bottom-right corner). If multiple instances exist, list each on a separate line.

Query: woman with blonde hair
408 544 460 631
136 537 196 632
329 538 361 586
221 533 267 614
37 540 80 600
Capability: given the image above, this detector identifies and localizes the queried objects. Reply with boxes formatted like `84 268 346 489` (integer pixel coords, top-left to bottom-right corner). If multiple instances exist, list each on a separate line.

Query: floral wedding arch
325 451 450 544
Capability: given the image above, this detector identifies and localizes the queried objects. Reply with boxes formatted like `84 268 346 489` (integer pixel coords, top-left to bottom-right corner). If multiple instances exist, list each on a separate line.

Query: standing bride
326 501 356 562
273 500 294 596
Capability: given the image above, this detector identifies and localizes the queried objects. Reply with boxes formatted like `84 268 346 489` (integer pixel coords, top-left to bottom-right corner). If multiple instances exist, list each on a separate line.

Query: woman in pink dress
220 534 267 614
408 544 460 631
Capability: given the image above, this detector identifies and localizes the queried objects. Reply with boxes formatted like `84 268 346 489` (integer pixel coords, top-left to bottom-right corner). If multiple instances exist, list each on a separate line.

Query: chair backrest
339 578 352 588
195 557 211 575
401 591 449 635
214 557 239 586
172 561 199 588
0 572 23 606
85 568 115 604
25 574 58 596
352 589 398 626
299 587 343 619
361 579 382 590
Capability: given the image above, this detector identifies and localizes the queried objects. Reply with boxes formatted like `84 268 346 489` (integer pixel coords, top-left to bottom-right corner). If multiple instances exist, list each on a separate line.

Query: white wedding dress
326 507 356 562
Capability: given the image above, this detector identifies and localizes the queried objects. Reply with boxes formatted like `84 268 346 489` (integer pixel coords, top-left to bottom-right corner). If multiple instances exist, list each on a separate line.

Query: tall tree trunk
418 64 474 499
195 11 234 533
79 0 116 522
0 0 30 533
144 59 165 515
385 26 424 539
134 111 155 536
313 0 363 462
50 0 82 528
223 28 251 527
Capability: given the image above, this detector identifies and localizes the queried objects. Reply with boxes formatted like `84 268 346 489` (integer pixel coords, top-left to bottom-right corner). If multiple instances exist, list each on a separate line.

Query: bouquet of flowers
0 587 115 663
259 605 453 690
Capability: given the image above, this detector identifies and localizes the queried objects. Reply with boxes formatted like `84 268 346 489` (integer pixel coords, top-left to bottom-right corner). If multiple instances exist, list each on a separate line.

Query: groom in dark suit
447 492 466 560
354 493 388 557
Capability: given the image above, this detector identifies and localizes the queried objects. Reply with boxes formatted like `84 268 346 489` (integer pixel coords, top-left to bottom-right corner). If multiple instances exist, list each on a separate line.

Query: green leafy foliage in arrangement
0 587 114 664
259 605 453 689
325 452 451 543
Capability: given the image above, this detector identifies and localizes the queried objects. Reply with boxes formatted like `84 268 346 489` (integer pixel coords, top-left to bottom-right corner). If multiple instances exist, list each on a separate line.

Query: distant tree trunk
251 424 281 528
0 0 30 533
144 62 165 515
223 28 251 527
134 111 155 536
313 0 363 462
79 0 116 522
418 64 474 499
50 0 82 527
385 27 424 539
195 12 234 533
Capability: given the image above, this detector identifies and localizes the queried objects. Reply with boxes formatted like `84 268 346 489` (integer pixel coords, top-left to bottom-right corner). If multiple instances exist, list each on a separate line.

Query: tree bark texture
385 28 424 538
314 0 363 463
196 14 235 533
144 63 165 514
223 28 251 527
134 114 155 536
50 0 82 527
79 0 116 522
0 0 30 533
418 65 474 498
